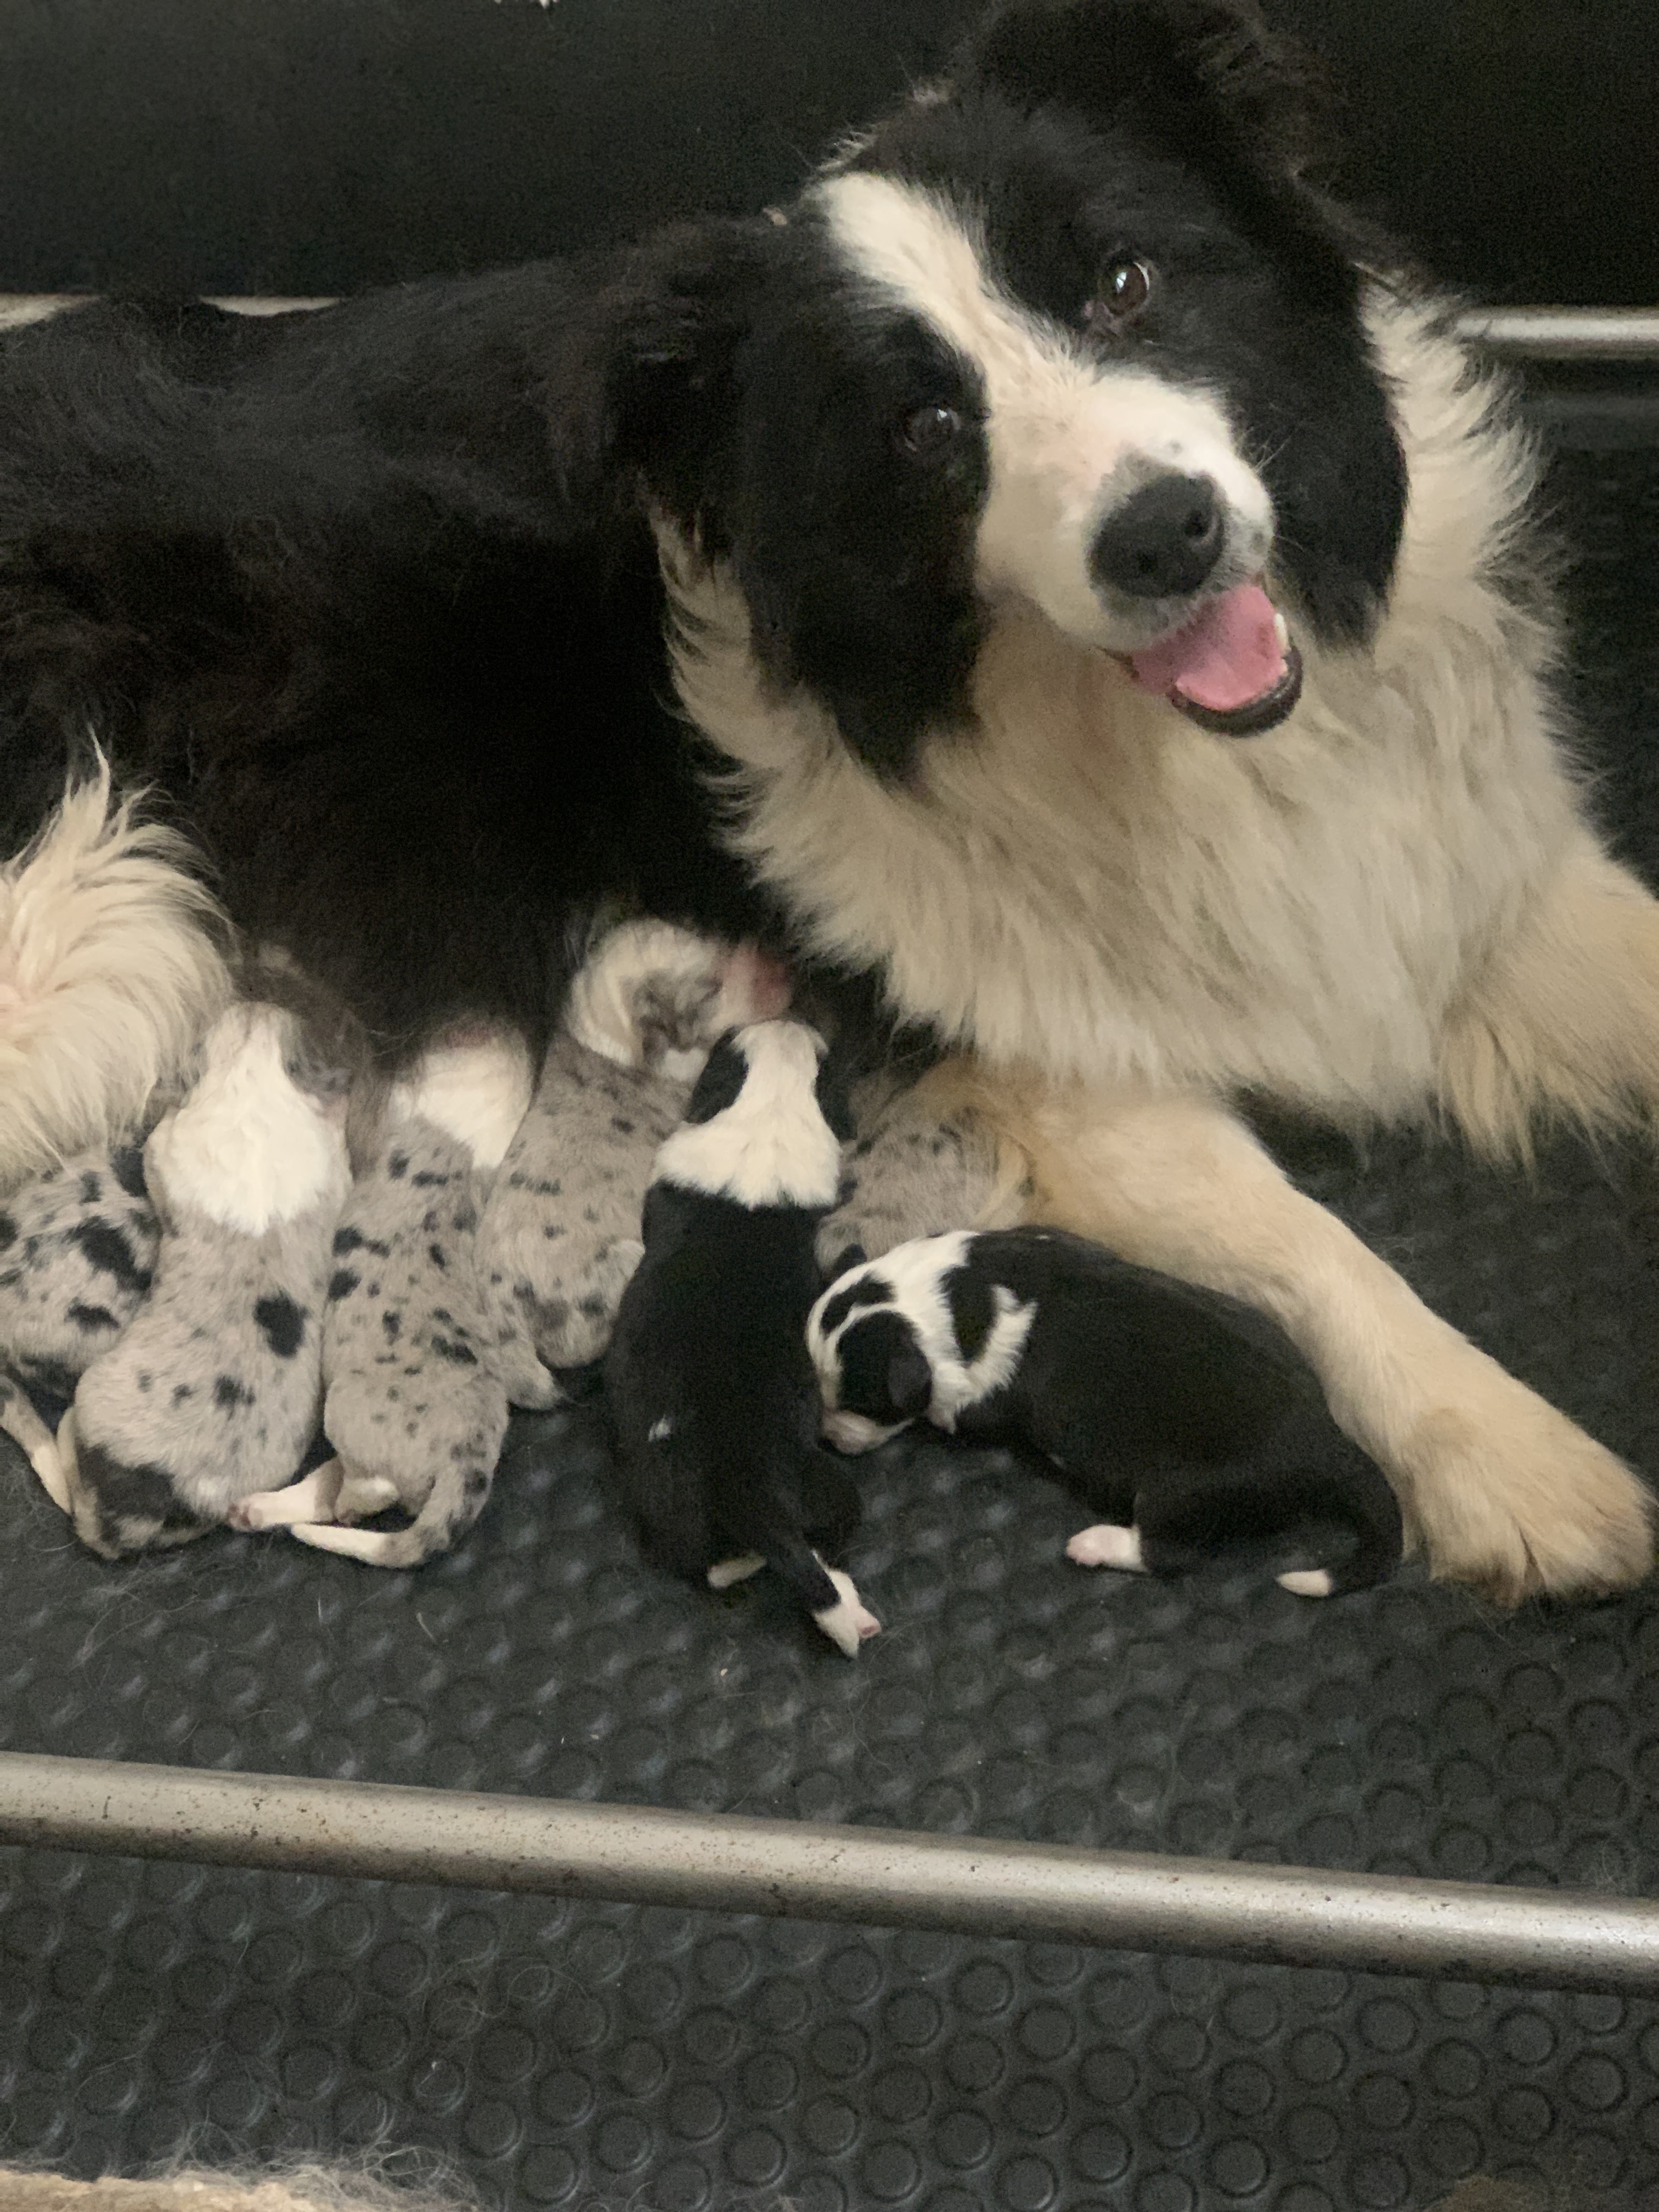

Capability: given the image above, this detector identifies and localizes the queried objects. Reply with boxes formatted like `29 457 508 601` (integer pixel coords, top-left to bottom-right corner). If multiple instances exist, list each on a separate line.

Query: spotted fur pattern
61 1006 350 1556
233 1109 509 1567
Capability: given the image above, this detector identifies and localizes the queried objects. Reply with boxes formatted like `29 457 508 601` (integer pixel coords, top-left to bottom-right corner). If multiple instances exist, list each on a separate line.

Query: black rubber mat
3 438 1659 2209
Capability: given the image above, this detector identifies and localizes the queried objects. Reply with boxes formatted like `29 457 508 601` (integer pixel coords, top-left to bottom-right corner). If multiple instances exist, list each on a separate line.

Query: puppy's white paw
228 1462 343 1531
812 1564 881 1656
1066 1522 1145 1571
708 1553 765 1590
1276 1567 1335 1599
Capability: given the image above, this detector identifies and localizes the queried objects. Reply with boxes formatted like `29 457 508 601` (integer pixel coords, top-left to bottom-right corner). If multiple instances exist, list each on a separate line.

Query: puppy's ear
681 1034 749 1124
814 1054 858 1148
824 1242 869 1285
887 1342 934 1420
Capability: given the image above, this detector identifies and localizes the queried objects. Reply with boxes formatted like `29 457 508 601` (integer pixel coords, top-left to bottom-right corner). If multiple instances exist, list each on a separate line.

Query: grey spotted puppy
0 1144 160 1508
477 920 788 1406
231 1028 532 1566
59 1003 351 1556
816 1069 1011 1280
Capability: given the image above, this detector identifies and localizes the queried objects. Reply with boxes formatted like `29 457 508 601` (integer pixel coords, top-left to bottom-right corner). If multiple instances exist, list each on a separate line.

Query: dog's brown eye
1084 257 1155 332
899 403 964 456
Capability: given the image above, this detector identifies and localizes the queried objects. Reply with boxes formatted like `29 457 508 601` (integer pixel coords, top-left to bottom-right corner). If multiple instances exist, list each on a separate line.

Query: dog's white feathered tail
0 759 231 1191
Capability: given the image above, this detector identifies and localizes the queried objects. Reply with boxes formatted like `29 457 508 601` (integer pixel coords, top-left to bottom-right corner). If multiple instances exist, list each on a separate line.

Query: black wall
0 0 1654 303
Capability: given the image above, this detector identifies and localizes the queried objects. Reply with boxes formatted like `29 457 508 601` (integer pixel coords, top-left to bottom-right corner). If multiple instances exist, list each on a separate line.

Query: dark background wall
0 0 1654 303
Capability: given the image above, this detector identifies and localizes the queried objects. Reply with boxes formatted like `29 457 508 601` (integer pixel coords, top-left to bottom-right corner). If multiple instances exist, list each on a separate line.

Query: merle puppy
809 1226 1402 1596
0 1144 160 1504
605 1019 881 1654
59 1003 351 1557
477 919 788 1406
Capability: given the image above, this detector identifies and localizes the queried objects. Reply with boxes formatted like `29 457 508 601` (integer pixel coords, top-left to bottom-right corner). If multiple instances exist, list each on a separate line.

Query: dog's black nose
1091 472 1223 600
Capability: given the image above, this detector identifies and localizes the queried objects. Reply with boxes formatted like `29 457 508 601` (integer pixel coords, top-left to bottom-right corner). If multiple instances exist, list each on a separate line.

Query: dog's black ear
602 219 766 545
681 1032 749 1124
961 0 1329 185
887 1342 935 1421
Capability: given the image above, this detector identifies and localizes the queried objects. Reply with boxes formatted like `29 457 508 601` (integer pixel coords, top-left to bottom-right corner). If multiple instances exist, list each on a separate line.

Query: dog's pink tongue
1128 583 1284 711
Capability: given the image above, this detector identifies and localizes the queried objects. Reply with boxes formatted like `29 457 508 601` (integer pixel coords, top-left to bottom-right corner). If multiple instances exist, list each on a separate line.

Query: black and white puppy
808 1227 1402 1596
605 1019 881 1655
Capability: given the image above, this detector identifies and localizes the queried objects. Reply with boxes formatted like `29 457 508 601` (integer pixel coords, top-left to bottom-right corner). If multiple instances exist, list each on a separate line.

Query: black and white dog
0 0 1654 1601
605 1020 881 1654
809 1227 1403 1595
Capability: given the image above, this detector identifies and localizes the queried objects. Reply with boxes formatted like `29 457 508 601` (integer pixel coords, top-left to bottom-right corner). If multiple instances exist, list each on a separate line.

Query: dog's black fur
811 1226 1404 1593
0 0 1404 1056
604 1022 881 1651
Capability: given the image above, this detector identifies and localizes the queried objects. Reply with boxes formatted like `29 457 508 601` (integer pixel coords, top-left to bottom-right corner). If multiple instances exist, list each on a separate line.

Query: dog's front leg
966 1071 1653 1604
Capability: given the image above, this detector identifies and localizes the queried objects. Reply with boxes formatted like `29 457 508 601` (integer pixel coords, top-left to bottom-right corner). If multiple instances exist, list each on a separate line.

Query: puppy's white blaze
648 1414 674 1445
408 1029 533 1170
707 1552 765 1589
1277 1567 1336 1599
146 1005 347 1237
653 1021 843 1209
812 1563 882 1656
1066 1522 1147 1571
815 172 1273 648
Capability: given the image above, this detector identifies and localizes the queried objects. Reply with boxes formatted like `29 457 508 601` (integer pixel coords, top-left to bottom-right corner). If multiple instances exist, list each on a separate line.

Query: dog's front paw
1066 1522 1145 1571
1399 1385 1655 1603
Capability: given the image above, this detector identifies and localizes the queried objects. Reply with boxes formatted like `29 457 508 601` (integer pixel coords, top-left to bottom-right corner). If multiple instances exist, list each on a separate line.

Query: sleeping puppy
58 1003 351 1557
477 920 790 1406
605 1019 881 1655
808 1227 1403 1598
230 1029 528 1566
0 1144 160 1506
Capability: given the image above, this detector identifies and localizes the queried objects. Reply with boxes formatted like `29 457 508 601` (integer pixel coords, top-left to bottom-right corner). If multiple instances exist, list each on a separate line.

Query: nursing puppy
59 1005 351 1557
605 1019 880 1654
0 1145 160 1503
232 1029 530 1565
477 919 789 1406
809 1226 1403 1595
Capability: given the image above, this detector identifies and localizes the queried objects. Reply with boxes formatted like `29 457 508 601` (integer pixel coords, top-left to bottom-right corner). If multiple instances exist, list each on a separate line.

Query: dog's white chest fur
664 296 1578 1118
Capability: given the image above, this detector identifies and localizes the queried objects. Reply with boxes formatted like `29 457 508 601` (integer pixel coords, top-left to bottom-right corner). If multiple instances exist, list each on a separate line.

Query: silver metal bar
1 1752 1654 1991
1456 306 1659 360
5 295 1655 360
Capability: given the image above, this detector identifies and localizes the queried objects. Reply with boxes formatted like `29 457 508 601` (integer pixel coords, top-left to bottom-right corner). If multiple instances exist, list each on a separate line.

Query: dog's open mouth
1123 580 1303 737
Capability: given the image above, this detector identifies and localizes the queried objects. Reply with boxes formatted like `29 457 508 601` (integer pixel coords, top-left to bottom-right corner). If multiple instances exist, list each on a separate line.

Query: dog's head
605 0 1406 780
809 1263 938 1452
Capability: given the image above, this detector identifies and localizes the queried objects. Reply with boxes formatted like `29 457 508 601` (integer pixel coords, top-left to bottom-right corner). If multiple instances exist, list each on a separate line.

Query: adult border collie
0 0 1654 1601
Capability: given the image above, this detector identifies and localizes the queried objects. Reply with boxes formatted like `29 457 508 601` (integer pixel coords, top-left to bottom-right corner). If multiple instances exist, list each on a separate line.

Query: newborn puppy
0 1145 160 1506
233 1028 530 1567
478 920 788 1406
809 1227 1403 1598
605 1020 880 1656
816 1068 1007 1280
59 1003 351 1556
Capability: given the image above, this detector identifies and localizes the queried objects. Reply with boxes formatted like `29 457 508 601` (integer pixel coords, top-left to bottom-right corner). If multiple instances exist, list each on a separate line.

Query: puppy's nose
1091 472 1223 600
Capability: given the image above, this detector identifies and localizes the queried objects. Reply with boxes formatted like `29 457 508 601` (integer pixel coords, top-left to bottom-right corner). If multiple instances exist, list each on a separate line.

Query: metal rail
1 1752 1654 1993
5 296 1658 360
